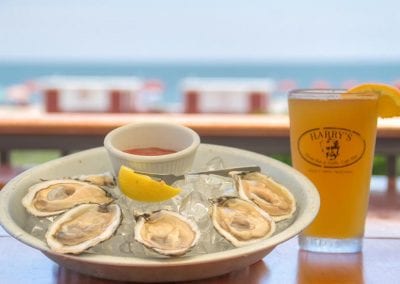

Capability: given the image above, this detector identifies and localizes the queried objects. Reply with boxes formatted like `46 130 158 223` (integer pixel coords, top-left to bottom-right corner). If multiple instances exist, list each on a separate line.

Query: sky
1 0 400 63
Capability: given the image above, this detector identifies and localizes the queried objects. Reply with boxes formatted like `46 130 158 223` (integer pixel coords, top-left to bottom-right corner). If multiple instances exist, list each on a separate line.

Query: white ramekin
104 122 201 175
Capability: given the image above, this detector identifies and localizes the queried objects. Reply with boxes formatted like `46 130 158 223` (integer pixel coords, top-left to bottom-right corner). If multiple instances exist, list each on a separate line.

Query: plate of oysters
0 144 319 282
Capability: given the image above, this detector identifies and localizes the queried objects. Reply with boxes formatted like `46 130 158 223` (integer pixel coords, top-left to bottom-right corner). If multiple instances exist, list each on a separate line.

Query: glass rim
288 88 379 100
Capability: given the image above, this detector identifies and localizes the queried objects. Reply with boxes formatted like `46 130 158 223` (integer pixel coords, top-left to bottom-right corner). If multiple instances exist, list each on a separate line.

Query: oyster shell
134 210 200 256
46 203 121 254
211 197 275 247
231 171 296 221
72 172 115 187
22 179 114 217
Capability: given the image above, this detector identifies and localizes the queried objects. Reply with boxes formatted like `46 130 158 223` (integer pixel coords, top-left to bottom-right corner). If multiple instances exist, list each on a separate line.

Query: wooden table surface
1 190 399 284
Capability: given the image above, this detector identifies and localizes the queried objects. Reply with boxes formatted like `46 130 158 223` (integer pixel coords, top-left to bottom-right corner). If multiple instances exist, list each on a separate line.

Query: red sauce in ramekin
124 147 177 156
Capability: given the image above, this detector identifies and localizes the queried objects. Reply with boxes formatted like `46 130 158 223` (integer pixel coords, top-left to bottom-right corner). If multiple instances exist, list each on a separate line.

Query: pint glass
288 89 378 253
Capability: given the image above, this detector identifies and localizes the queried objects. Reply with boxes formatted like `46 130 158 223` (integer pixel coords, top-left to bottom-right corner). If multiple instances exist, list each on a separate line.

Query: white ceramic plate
0 144 319 282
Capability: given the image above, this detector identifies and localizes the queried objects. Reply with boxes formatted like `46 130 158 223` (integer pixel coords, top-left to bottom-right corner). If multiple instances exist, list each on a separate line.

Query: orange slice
118 165 181 202
347 83 400 118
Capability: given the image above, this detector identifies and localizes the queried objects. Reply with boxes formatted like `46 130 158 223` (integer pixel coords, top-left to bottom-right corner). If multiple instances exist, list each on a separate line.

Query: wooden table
1 190 399 283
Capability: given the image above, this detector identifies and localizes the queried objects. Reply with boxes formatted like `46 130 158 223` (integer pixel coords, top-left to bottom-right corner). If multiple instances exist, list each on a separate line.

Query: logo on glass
298 127 366 168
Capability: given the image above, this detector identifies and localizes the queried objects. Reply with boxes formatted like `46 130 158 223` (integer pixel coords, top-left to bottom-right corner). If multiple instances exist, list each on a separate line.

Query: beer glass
288 89 378 253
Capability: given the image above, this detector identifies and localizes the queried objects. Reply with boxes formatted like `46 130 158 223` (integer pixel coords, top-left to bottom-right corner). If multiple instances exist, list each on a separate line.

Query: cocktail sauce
124 147 176 156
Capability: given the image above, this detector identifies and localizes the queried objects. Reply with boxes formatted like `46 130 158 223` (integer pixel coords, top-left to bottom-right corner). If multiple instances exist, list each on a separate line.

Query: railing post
0 150 10 166
387 155 397 193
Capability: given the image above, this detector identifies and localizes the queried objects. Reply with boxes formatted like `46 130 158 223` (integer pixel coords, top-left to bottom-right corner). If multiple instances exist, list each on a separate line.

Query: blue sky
1 0 399 62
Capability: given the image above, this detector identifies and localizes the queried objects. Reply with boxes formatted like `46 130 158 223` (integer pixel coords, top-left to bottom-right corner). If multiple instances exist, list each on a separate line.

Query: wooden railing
1 112 399 189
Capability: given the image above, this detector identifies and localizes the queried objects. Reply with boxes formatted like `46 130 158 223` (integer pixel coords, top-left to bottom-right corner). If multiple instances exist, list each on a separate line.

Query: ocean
1 61 400 110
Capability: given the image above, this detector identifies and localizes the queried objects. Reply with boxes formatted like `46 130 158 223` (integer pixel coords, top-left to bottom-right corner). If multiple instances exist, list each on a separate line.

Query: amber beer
288 89 378 253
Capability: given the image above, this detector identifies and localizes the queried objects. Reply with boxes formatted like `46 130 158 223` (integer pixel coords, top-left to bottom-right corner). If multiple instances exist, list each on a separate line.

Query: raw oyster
211 197 275 247
134 210 200 256
230 171 296 221
22 179 114 217
46 203 121 254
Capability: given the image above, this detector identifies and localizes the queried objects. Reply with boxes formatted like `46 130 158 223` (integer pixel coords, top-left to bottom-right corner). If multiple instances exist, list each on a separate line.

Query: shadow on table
55 260 269 284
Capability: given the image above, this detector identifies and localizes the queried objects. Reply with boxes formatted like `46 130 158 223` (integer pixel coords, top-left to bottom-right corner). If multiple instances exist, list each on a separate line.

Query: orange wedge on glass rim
346 83 400 118
117 165 181 202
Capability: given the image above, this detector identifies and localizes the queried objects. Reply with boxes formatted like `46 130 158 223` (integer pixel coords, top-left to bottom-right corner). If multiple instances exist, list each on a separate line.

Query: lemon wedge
118 165 181 202
347 83 400 118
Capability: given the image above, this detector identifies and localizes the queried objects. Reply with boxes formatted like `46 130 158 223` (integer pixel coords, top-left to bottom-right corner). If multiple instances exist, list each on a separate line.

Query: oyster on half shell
211 197 276 247
22 179 114 217
230 171 296 221
46 203 121 254
134 210 200 256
